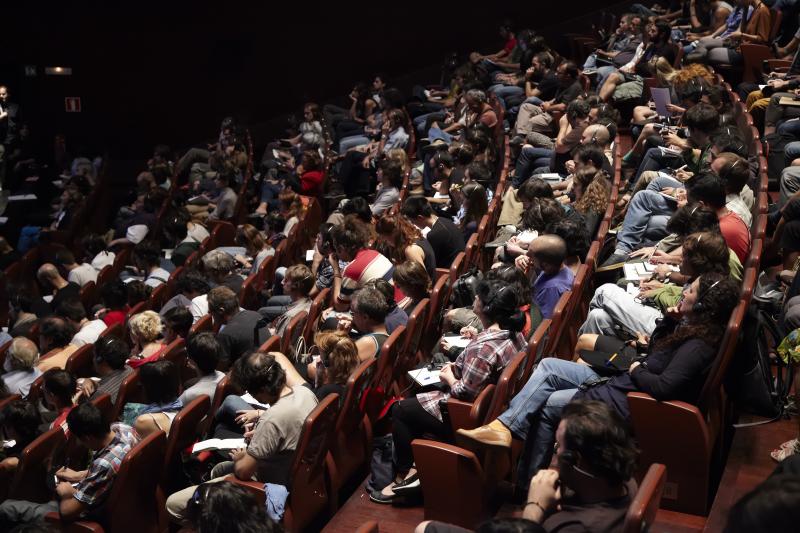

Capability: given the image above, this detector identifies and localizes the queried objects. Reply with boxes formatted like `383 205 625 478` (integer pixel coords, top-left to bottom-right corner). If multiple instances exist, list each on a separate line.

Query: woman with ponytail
371 279 527 503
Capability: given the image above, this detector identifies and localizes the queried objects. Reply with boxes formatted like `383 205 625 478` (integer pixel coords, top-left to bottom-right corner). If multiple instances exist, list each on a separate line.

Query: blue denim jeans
615 189 676 253
633 146 684 186
596 66 618 90
427 127 453 143
339 135 370 154
498 358 598 480
778 117 800 136
489 85 525 108
514 146 553 186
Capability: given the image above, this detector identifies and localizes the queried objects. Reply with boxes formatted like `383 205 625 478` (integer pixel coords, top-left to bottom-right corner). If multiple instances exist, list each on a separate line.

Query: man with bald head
580 123 611 147
36 263 80 316
527 235 574 319
1 337 42 396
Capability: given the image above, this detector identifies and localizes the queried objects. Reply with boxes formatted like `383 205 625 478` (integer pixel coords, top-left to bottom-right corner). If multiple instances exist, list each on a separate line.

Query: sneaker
599 251 629 270
391 473 421 495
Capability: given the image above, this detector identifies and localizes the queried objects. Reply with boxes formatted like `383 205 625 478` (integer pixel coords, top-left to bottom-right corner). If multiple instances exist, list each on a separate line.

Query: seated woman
337 109 409 198
278 189 304 237
125 360 183 436
232 224 274 277
458 274 739 487
264 264 314 336
374 213 437 282
370 159 403 218
283 102 326 151
570 168 611 237
162 306 193 345
456 182 489 241
706 0 770 67
598 21 676 103
179 332 225 405
336 287 390 362
371 279 527 503
285 149 325 197
126 310 167 369
394 260 432 314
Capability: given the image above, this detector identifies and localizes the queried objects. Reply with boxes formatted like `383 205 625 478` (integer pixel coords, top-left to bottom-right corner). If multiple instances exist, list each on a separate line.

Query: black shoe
369 489 396 504
391 473 421 495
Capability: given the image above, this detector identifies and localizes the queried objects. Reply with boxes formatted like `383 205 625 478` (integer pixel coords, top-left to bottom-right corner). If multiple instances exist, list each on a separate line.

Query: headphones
483 285 509 316
556 442 598 479
691 278 721 314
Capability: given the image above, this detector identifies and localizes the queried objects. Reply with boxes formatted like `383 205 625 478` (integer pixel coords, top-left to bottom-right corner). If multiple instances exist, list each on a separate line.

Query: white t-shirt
91 251 116 272
71 319 108 347
68 263 99 287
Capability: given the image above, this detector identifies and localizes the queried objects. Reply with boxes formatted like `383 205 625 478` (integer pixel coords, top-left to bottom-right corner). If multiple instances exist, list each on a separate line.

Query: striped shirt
339 249 394 303
74 423 140 509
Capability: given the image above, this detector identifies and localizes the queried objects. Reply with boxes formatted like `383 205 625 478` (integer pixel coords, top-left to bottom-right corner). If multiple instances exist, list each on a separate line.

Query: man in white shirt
1 337 42 397
58 299 107 347
56 250 97 288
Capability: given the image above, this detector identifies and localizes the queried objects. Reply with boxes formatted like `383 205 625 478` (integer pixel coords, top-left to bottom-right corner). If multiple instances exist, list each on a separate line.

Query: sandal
771 439 799 462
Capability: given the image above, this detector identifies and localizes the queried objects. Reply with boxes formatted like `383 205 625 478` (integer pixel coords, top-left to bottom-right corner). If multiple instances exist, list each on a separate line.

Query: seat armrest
447 398 477 432
45 512 104 532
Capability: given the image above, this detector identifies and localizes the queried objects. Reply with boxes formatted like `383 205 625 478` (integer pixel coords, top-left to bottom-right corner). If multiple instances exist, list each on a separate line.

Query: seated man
132 240 170 289
514 61 584 138
59 298 107 348
583 13 643 73
1 337 41 397
419 400 638 533
402 196 466 269
166 352 318 526
36 316 78 372
56 249 97 288
516 235 575 319
0 402 139 526
208 286 268 370
34 263 80 317
178 332 225 405
77 336 133 404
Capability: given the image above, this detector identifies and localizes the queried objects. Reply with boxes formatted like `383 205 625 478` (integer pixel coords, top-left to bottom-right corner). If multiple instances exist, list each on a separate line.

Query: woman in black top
458 273 740 486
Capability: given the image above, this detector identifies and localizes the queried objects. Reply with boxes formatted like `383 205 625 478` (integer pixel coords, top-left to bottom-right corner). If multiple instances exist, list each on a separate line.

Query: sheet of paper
659 146 682 157
241 392 270 409
407 368 441 387
0 217 7 225
539 173 562 182
306 249 314 261
443 335 472 348
7 194 37 201
779 97 800 107
650 87 672 117
192 438 247 454
623 263 641 281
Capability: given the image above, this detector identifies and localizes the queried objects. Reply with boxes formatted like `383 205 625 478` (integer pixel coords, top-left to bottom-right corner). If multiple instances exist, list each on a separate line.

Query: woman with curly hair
127 310 167 369
374 214 437 280
459 273 740 486
571 169 611 236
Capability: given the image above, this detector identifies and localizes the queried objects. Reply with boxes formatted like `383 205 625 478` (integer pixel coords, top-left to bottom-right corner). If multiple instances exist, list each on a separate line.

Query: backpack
726 302 794 420
450 267 483 308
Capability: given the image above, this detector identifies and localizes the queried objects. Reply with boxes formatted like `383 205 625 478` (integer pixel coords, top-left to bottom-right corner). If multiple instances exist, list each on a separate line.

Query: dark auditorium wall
1 1 619 159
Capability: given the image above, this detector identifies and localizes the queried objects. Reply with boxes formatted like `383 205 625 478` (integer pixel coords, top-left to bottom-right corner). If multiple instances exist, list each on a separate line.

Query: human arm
523 469 561 524
232 448 259 480
57 483 88 521
630 339 715 400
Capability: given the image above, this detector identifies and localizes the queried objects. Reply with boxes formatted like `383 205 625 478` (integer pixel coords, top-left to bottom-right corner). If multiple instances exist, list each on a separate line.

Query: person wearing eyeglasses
416 400 638 533
458 274 739 489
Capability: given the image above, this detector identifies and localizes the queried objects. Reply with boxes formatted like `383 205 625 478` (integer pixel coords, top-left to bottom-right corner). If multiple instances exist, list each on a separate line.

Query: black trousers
391 397 449 474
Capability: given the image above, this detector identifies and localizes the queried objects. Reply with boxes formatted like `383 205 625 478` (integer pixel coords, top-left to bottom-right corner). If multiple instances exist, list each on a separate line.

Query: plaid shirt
74 423 139 509
417 329 527 421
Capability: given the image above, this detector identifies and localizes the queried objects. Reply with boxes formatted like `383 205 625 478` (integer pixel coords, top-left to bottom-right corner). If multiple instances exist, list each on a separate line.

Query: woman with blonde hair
279 189 305 236
127 310 167 368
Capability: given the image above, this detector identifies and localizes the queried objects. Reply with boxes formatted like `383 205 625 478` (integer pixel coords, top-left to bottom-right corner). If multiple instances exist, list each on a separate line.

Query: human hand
229 448 248 461
674 169 693 182
460 326 479 339
629 361 641 372
56 467 84 483
56 481 77 499
639 279 664 293
515 254 531 272
564 160 576 174
654 264 672 280
630 246 655 259
675 188 687 208
665 104 685 115
77 378 97 398
235 410 261 426
439 363 456 386
528 469 561 515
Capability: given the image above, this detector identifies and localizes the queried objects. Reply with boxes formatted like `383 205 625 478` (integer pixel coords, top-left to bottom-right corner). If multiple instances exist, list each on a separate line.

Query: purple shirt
533 266 574 319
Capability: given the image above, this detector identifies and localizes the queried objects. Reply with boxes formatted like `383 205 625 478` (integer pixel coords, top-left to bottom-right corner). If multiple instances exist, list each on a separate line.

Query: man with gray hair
201 248 242 294
1 337 42 396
